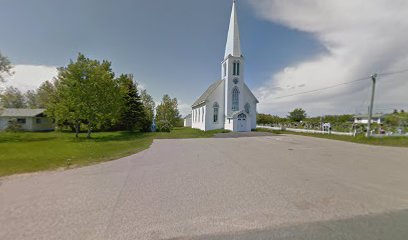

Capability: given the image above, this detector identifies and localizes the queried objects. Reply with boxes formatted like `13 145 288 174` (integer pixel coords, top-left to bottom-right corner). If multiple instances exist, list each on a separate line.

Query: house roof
0 108 46 117
354 113 386 118
192 80 223 108
184 114 192 119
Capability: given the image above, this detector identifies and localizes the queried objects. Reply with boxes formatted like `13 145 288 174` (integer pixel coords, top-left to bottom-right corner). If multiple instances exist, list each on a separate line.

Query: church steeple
224 0 242 59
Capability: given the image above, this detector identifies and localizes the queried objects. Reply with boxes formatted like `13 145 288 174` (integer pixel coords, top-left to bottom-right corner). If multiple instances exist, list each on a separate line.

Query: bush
157 120 172 132
174 118 184 128
5 118 23 132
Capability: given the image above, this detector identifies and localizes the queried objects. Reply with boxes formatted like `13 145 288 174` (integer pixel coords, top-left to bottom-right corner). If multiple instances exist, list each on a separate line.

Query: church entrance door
237 113 247 132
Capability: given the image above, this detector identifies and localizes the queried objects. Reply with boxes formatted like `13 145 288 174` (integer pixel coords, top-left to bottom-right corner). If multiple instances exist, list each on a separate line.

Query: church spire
224 0 242 59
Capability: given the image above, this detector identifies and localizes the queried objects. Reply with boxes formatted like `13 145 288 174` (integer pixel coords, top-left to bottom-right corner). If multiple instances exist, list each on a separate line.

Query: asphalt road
1 135 408 240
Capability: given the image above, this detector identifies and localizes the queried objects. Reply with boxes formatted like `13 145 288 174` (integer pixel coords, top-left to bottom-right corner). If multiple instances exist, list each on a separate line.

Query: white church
190 0 258 132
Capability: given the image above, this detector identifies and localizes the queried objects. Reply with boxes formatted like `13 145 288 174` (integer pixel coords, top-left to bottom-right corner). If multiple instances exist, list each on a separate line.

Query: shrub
157 120 172 132
6 118 23 132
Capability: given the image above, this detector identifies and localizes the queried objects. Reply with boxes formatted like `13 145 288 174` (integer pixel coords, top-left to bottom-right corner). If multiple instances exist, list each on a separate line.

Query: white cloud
178 101 191 117
250 0 408 116
3 65 58 92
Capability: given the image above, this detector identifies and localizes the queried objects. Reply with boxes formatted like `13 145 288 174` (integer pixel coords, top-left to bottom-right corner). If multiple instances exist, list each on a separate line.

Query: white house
354 114 386 124
183 114 192 127
0 108 54 131
191 0 258 132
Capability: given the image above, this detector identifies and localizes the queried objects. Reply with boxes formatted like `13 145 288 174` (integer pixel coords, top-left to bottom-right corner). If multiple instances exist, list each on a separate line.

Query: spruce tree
118 74 145 131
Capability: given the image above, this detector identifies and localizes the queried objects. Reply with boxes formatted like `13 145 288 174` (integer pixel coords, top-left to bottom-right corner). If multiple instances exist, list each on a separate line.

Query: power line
378 68 408 77
272 76 370 100
271 68 408 100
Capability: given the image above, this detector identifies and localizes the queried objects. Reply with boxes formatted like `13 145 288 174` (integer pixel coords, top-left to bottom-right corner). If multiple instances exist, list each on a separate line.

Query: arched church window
245 103 250 114
223 63 227 77
213 102 219 123
198 108 200 122
238 113 246 119
232 87 239 111
236 61 240 76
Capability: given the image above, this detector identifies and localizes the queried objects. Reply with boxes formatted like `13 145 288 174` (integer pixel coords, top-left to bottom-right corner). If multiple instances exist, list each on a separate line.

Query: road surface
1 135 408 239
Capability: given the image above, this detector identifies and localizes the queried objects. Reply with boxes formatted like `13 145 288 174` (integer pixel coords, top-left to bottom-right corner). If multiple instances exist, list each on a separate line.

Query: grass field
0 128 227 177
256 128 408 148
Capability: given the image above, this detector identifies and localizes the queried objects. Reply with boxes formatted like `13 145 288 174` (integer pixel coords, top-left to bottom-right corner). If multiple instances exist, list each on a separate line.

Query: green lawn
0 127 227 177
256 128 408 148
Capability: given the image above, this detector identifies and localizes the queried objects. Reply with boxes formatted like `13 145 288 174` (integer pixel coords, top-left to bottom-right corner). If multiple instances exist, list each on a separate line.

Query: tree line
258 108 407 133
1 53 182 137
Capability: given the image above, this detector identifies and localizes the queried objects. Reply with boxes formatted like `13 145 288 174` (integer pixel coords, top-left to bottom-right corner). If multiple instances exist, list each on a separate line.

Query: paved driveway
1 135 408 240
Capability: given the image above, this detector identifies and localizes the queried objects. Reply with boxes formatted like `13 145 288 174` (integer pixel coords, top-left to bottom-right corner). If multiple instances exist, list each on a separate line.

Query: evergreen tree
117 74 145 131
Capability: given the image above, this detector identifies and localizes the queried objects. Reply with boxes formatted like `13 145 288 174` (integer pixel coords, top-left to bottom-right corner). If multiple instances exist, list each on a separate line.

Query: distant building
353 113 386 124
183 114 192 127
191 1 258 132
0 108 54 131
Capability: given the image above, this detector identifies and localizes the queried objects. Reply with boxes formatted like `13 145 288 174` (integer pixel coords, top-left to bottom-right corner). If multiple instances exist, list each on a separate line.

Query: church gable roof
192 80 223 108
244 83 259 103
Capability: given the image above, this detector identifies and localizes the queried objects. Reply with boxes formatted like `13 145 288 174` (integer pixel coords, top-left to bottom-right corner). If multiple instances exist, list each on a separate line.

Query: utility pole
367 74 377 138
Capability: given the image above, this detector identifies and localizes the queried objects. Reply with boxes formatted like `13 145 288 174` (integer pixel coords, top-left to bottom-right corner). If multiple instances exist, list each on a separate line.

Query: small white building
0 108 54 131
183 114 192 127
354 114 386 124
191 0 258 132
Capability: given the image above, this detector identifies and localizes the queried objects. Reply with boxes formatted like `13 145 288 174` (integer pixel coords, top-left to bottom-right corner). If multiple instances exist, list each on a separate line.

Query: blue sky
1 0 407 116
0 0 323 115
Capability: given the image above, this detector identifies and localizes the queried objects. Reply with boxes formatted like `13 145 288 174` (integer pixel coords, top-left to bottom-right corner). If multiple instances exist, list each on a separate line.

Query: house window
213 102 219 123
17 118 26 124
245 103 250 114
232 87 239 111
36 118 42 124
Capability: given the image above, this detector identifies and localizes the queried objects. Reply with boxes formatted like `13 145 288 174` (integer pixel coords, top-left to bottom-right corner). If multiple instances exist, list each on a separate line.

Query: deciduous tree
288 108 307 122
24 90 39 108
0 86 26 108
156 94 179 130
36 80 57 108
50 53 122 138
140 89 155 132
0 52 13 83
